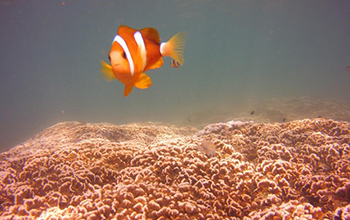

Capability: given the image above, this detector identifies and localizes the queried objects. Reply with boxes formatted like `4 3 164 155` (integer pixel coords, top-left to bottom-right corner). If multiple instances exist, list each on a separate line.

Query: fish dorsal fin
118 25 137 36
134 73 152 89
140 27 161 44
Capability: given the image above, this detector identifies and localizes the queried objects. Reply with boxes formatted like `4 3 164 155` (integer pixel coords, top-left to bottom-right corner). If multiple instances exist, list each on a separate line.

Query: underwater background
1 0 350 152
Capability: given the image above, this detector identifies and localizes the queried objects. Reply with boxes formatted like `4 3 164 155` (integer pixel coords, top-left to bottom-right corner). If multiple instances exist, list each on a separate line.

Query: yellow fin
100 60 116 81
124 85 133 97
161 31 188 66
134 73 152 89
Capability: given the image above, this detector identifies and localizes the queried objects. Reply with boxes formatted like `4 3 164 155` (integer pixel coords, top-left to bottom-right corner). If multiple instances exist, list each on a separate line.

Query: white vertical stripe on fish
160 42 166 56
113 35 135 76
134 31 147 71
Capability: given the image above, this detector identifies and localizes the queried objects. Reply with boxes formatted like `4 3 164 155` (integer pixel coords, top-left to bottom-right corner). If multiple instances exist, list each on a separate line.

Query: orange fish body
100 25 188 96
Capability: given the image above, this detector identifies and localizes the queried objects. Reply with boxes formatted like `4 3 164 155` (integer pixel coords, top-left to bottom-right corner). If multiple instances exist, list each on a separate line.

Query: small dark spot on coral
250 111 255 115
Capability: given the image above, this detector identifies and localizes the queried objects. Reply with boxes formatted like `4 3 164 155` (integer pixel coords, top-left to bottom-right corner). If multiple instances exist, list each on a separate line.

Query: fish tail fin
100 60 116 81
160 31 188 66
124 85 133 97
134 73 152 89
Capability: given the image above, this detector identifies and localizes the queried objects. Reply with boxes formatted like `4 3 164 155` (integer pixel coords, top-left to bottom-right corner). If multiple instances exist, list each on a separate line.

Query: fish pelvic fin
160 31 188 66
124 73 151 97
134 73 152 89
124 85 133 97
100 60 116 81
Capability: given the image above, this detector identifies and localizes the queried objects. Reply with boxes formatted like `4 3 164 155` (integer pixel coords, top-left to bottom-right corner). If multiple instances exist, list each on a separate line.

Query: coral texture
0 119 349 219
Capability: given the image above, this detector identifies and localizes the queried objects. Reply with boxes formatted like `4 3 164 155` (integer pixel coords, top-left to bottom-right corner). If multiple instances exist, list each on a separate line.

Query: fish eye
108 55 111 61
122 51 126 59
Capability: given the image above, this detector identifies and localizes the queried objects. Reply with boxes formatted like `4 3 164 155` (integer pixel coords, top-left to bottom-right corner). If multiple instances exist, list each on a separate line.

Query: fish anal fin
124 85 133 97
100 60 116 81
140 27 161 44
146 57 164 71
134 73 152 89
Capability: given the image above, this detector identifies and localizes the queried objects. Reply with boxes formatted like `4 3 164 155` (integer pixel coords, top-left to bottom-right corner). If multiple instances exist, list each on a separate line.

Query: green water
1 0 350 151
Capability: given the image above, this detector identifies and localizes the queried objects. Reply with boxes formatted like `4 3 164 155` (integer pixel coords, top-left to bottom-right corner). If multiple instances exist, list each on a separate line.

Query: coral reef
0 118 349 219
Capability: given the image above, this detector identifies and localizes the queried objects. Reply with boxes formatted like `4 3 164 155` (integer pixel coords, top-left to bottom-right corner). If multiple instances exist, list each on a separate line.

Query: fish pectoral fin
100 60 116 81
124 73 151 96
134 73 152 89
160 31 188 66
124 85 133 97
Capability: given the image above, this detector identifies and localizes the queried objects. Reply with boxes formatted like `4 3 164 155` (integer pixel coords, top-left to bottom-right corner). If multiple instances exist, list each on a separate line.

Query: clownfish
100 25 188 96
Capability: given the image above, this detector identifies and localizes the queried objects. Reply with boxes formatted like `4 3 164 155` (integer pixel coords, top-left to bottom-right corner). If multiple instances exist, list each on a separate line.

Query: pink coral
0 118 349 219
